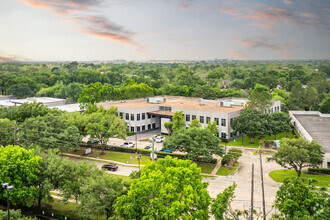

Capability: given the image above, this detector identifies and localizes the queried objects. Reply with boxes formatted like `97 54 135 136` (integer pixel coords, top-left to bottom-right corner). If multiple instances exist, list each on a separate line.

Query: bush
307 168 330 175
127 131 135 136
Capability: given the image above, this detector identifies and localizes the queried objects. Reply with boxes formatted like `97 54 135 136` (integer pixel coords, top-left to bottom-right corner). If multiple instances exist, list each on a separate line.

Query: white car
155 136 166 143
148 135 159 142
121 142 135 148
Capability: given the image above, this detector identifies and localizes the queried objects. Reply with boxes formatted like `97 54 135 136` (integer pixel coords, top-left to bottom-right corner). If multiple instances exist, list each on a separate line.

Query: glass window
136 126 140 132
119 112 123 118
214 118 219 126
152 115 155 118
159 106 165 110
148 114 151 119
126 113 129 120
148 124 151 129
230 118 233 125
131 114 134 121
186 114 190 122
142 113 145 120
200 116 204 123
152 123 156 128
192 115 196 120
142 125 145 131
221 118 226 126
137 114 140 121
206 117 210 124
130 127 134 132
221 132 226 138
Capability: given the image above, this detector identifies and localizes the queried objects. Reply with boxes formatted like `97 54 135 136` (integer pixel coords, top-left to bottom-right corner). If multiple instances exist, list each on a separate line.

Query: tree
268 138 324 177
78 174 127 219
164 127 224 161
211 183 237 220
78 82 103 108
0 145 42 207
164 121 173 136
122 83 154 99
319 96 330 113
232 109 268 144
115 156 211 219
246 84 272 112
189 118 201 128
0 209 36 220
0 118 15 146
172 110 185 131
266 112 291 140
20 114 81 151
7 83 34 98
206 121 218 136
273 177 329 219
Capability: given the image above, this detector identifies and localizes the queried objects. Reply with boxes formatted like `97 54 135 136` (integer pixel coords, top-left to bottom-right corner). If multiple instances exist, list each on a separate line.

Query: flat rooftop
293 113 330 153
101 97 244 113
50 103 83 113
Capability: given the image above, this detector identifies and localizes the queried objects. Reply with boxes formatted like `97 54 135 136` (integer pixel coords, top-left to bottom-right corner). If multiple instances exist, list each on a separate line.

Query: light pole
2 183 14 220
136 153 141 170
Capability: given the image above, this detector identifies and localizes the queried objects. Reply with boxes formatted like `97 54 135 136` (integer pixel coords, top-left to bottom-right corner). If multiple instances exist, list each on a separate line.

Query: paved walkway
210 159 222 175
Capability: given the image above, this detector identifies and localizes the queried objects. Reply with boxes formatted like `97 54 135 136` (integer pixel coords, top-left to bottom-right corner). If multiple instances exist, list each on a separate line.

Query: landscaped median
216 162 240 176
269 169 330 187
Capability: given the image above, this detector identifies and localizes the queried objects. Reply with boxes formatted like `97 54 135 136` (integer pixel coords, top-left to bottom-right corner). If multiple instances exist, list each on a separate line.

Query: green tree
189 118 201 128
0 145 42 207
266 112 291 140
7 83 34 98
232 109 268 144
64 82 86 103
211 183 237 220
0 119 15 146
115 156 211 219
273 177 330 219
319 96 330 114
206 121 218 136
246 84 272 112
122 83 154 99
20 114 81 151
164 121 173 136
172 110 185 131
268 138 324 177
0 209 36 220
78 82 103 108
164 127 224 161
78 174 127 219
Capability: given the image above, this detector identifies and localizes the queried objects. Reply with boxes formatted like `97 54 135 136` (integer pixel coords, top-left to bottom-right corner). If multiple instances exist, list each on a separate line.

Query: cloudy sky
0 0 329 62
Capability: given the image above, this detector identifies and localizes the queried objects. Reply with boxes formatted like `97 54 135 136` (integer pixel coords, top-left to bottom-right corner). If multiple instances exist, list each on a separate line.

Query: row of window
120 112 155 121
129 123 156 132
185 114 227 126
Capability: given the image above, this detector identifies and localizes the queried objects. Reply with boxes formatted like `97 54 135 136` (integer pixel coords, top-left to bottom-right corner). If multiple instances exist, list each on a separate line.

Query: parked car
102 164 118 171
148 135 159 142
144 145 152 150
121 142 135 148
159 148 172 153
87 139 99 144
155 136 166 143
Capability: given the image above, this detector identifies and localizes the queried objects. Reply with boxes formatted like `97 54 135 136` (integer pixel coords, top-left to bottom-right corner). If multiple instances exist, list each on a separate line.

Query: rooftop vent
199 102 207 106
220 101 233 107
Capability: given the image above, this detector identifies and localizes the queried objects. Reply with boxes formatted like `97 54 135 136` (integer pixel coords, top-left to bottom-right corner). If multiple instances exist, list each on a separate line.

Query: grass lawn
227 132 295 148
216 162 240 176
269 169 330 187
196 163 216 174
253 150 273 155
107 173 132 183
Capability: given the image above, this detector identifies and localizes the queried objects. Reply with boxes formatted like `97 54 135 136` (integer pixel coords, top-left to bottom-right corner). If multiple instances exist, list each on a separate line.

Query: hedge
307 168 330 175
79 143 217 164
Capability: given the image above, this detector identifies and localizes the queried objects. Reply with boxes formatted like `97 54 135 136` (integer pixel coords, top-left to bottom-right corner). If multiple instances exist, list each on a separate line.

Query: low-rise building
0 97 66 107
101 96 281 139
289 111 330 168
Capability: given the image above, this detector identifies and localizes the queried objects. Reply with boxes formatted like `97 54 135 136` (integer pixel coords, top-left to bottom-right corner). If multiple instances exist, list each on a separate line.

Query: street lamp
2 183 14 220
136 153 141 170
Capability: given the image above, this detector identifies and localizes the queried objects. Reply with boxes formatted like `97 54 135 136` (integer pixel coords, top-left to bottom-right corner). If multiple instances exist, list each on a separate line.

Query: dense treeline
0 61 329 112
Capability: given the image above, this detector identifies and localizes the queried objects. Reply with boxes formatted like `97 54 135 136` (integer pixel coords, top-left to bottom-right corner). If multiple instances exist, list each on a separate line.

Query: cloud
0 51 29 63
236 39 301 51
19 0 140 49
281 55 294 59
220 8 242 16
282 0 293 6
227 51 247 59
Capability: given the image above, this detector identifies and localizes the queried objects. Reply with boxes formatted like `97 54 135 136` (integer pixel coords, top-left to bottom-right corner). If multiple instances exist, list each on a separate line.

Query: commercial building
101 96 281 140
289 111 330 168
0 97 66 107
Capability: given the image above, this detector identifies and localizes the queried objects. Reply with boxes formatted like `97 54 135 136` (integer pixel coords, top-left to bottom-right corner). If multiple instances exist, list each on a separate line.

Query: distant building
0 95 15 100
100 96 281 139
0 97 66 108
49 103 83 113
289 111 330 168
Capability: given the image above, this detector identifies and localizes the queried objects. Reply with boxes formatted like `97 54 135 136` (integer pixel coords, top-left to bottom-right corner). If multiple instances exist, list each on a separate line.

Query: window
192 115 196 120
186 114 190 122
230 118 233 125
159 106 172 111
137 114 140 121
136 126 140 132
152 123 156 128
119 112 123 119
206 117 210 124
221 118 226 126
200 116 204 123
165 106 172 111
126 113 129 120
271 108 273 113
159 106 165 110
142 113 145 120
152 115 155 118
130 127 134 132
148 124 151 129
221 132 226 138
131 114 134 121
148 114 151 119
142 125 145 131
214 118 219 126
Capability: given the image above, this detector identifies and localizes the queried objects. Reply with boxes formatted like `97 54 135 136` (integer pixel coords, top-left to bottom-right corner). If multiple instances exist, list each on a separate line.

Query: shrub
307 168 330 175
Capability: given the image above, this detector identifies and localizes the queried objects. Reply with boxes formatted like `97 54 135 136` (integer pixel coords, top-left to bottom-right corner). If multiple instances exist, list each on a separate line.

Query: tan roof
148 110 175 116
101 98 244 113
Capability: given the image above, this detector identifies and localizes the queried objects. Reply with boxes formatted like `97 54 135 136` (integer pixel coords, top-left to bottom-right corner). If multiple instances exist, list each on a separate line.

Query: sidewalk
210 159 222 175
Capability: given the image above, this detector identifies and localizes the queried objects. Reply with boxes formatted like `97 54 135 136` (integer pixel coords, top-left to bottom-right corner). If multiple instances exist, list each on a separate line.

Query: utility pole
259 148 266 220
250 163 254 220
151 136 155 161
14 121 17 145
135 133 138 153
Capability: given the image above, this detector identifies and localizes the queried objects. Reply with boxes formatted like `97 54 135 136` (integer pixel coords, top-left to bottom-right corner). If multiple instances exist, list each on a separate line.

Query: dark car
87 139 99 144
144 145 152 150
102 164 118 171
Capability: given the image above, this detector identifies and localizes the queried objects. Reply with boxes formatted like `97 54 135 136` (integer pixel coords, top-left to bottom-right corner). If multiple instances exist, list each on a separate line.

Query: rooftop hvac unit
220 101 233 107
147 97 166 104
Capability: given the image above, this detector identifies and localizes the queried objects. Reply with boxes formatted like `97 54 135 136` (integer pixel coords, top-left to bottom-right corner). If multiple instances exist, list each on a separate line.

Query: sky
0 0 329 62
